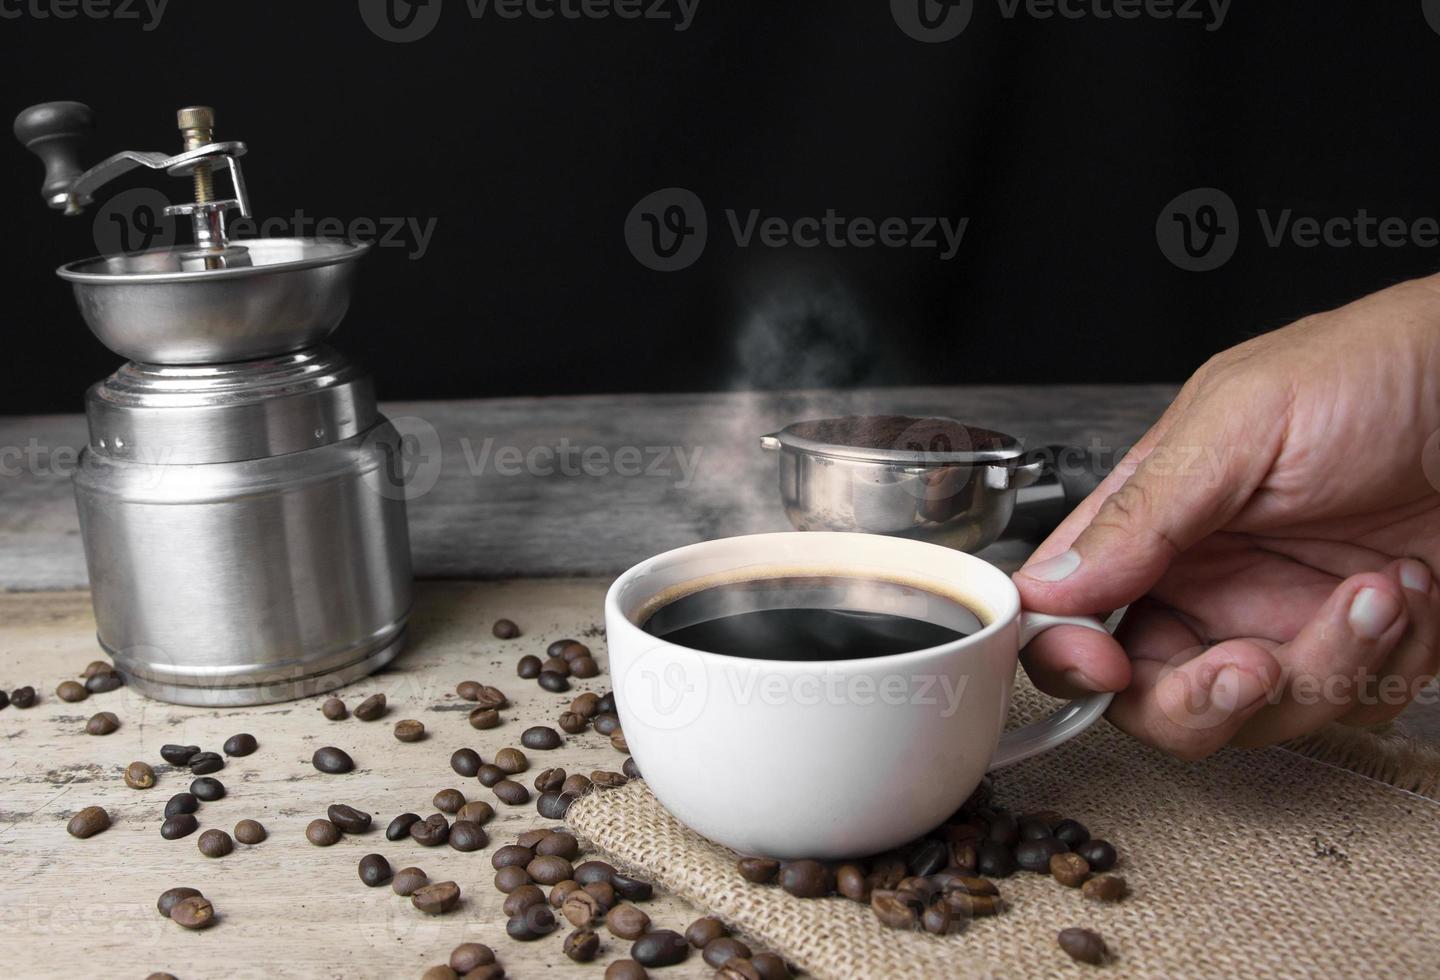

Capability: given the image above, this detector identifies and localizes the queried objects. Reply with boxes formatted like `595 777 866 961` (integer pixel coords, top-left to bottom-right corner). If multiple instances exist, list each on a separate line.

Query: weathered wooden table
1 386 1435 978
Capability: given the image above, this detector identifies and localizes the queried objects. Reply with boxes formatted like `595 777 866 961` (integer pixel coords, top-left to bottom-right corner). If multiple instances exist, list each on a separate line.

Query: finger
1019 623 1133 698
1016 379 1287 616
1106 639 1284 761
1337 558 1440 727
1232 571 1411 747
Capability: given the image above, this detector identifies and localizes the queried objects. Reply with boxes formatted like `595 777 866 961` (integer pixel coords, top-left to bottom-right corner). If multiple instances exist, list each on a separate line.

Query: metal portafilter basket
15 100 414 706
760 415 1108 553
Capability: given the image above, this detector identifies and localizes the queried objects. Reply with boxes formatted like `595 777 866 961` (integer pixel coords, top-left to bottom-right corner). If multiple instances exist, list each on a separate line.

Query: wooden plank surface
0 384 1178 591
0 580 723 980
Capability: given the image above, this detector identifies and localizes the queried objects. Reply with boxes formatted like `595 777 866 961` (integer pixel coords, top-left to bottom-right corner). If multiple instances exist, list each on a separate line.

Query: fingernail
1348 587 1402 640
1208 666 1268 714
1063 668 1102 693
1400 559 1431 594
1022 549 1081 583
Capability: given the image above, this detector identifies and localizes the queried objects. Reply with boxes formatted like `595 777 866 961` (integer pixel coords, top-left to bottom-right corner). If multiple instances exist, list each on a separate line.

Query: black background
4 1 1439 415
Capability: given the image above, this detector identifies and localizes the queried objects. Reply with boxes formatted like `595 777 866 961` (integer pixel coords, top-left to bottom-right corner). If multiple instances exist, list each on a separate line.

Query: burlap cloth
567 674 1440 979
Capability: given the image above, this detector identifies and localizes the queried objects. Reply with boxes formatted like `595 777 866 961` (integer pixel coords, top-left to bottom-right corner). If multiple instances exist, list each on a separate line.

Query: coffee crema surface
641 575 983 661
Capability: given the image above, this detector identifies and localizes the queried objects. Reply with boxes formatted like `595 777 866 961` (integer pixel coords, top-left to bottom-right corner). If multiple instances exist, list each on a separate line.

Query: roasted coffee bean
1076 839 1118 872
584 880 618 911
517 655 543 679
985 810 1020 847
234 819 266 845
561 773 592 796
949 840 979 873
717 962 763 980
592 770 628 790
56 679 88 702
449 820 487 852
493 844 535 869
359 853 393 886
306 818 342 846
190 777 225 801
544 639 576 659
411 813 451 847
124 761 156 790
868 855 907 890
1016 837 1069 873
0 689 12 709
1082 874 1128 903
507 905 558 941
737 857 780 884
495 747 528 774
322 697 348 720
456 801 495 825
562 890 603 927
1058 927 1107 965
223 733 258 757
1050 852 1091 888
535 767 566 792
750 952 793 980
944 891 1003 918
386 812 421 840
836 864 870 902
557 711 587 734
551 879 582 907
187 751 224 775
1053 818 1090 847
521 726 563 750
473 685 508 709
456 679 482 701
541 657 572 677
495 865 532 893
412 880 461 915
909 838 949 877
1019 818 1054 842
170 895 215 929
394 719 426 742
686 916 728 948
421 967 458 980
503 883 547 917
571 691 600 717
703 937 753 968
605 960 649 980
354 693 387 720
197 829 233 858
493 618 521 639
537 831 579 858
326 804 372 834
611 873 653 902
571 656 600 679
165 793 198 817
593 713 621 736
528 855 574 885
622 757 641 779
82 660 113 679
393 866 428 896
573 860 614 884
942 874 998 897
451 748 482 778
477 764 507 787
537 791 577 819
449 942 496 973
514 827 552 847
538 671 570 693
564 927 601 962
161 813 198 840
85 712 120 736
605 903 650 940
871 890 920 930
312 746 354 774
434 788 466 813
468 706 501 729
157 886 202 917
610 730 630 753
632 929 689 968
85 671 123 693
976 840 1017 878
493 779 529 805
11 686 36 708
923 897 957 935
780 860 831 898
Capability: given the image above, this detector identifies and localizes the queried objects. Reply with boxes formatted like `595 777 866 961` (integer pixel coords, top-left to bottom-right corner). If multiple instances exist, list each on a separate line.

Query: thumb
1016 395 1276 615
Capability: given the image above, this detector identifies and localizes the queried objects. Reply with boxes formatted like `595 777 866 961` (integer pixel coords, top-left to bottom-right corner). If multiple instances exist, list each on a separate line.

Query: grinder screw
177 105 215 204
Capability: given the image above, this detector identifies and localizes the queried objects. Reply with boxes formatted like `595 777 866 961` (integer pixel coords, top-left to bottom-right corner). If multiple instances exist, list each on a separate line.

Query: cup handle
988 612 1115 769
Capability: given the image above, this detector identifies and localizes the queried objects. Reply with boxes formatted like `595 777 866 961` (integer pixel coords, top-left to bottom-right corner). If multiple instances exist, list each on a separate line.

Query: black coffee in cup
641 574 984 661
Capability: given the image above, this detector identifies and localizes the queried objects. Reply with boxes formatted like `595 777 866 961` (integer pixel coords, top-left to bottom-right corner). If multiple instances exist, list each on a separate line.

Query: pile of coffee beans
456 682 509 730
158 886 214 929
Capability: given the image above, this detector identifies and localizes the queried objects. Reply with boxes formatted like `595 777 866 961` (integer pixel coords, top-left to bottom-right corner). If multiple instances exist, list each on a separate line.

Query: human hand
1014 273 1440 758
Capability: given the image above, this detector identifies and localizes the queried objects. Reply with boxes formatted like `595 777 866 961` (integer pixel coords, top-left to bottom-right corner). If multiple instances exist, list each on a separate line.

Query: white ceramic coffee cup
604 531 1112 860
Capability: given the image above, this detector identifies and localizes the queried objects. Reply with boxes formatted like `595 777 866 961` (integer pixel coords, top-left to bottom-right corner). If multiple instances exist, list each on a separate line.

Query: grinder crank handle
1006 444 1111 542
13 101 95 213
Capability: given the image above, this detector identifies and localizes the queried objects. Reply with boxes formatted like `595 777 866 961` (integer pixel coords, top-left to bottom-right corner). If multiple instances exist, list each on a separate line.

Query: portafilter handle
13 101 95 213
1007 445 1111 542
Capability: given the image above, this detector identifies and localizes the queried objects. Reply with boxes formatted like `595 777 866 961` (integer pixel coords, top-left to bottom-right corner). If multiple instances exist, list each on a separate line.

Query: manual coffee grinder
15 101 414 705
